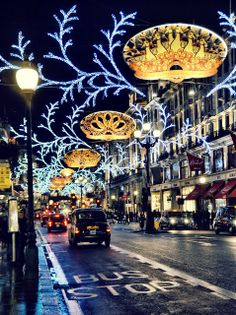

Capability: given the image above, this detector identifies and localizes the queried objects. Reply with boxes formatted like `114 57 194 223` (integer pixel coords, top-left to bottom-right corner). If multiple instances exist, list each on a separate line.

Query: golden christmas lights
59 168 74 177
80 111 136 141
123 23 227 83
49 176 71 191
64 148 101 168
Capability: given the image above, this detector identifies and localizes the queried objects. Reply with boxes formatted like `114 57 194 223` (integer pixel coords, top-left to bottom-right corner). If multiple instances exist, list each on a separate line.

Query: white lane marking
62 289 84 315
111 245 236 300
37 228 84 315
186 240 214 246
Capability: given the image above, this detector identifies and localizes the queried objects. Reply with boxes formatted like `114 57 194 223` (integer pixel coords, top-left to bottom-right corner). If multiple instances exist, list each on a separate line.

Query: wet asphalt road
39 225 236 315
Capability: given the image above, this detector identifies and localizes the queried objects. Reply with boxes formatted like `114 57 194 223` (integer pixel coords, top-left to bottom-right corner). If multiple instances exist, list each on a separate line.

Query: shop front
183 185 209 212
151 191 161 212
182 186 196 212
162 190 172 212
214 179 236 208
203 181 225 213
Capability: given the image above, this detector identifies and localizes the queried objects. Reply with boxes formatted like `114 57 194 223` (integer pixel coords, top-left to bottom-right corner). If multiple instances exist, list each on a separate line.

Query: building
108 32 236 219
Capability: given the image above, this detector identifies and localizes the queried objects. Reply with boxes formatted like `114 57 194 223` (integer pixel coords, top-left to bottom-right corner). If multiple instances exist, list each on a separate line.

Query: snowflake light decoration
0 5 143 107
207 11 236 97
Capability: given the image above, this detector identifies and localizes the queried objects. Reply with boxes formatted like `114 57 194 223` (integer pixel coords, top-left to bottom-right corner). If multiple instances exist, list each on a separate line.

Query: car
40 215 49 227
213 206 236 235
47 213 67 232
159 211 195 230
68 208 111 247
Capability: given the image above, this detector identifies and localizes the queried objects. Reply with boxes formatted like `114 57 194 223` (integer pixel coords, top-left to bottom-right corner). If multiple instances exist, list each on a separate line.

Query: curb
37 230 64 315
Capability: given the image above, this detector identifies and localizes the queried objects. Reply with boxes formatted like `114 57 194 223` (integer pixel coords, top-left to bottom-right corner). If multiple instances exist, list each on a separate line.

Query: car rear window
76 211 106 222
50 215 64 222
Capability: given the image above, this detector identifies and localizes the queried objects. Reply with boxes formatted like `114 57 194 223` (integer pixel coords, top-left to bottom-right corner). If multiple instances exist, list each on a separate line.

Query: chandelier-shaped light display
60 168 74 177
80 111 136 141
49 176 71 191
123 23 227 83
64 149 101 168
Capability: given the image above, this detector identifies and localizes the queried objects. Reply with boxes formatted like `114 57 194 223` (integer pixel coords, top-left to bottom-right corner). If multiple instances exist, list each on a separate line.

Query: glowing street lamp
75 177 88 207
16 61 39 280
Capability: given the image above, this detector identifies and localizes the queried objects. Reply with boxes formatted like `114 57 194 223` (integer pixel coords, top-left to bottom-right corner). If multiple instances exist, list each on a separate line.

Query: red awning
185 185 208 200
214 180 236 199
204 181 224 198
228 185 236 198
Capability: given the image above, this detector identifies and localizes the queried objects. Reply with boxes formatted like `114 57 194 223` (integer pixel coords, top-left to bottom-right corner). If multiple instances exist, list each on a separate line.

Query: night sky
0 0 234 134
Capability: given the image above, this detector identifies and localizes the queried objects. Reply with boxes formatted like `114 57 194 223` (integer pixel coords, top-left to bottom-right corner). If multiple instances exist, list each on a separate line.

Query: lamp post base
145 211 155 234
24 232 39 280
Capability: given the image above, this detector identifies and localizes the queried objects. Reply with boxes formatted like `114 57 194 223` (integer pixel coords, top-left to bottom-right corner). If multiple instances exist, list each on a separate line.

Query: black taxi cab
68 208 111 247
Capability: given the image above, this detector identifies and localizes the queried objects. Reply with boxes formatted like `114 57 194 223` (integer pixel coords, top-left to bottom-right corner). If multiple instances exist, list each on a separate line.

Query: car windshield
217 207 236 217
76 210 106 222
164 212 190 218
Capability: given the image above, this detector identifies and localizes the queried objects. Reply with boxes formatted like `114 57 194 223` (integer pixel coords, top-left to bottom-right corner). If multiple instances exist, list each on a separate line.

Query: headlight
232 219 236 226
170 218 176 224
184 218 189 224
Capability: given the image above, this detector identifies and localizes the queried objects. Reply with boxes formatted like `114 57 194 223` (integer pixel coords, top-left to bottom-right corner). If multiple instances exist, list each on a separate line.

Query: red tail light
75 227 80 234
106 225 111 233
63 219 67 226
48 221 52 227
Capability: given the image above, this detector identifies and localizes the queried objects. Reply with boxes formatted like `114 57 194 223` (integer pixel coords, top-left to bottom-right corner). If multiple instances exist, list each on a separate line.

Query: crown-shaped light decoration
80 111 136 141
64 149 101 168
49 176 71 191
59 168 74 177
123 23 227 83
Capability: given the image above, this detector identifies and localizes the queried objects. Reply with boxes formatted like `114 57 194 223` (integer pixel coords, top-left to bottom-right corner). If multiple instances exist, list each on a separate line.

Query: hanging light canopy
80 111 136 141
49 176 71 191
123 23 227 83
59 168 74 177
64 148 101 168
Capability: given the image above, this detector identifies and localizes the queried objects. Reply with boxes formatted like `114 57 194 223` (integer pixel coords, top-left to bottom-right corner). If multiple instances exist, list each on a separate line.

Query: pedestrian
139 212 145 230
0 211 8 249
16 210 27 266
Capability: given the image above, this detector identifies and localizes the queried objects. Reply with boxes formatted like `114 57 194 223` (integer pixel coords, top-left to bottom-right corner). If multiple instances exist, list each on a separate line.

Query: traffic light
71 194 77 207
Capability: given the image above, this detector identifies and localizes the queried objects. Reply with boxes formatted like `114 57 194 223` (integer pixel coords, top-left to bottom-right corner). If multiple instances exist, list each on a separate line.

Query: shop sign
228 172 236 179
0 162 11 189
8 198 19 233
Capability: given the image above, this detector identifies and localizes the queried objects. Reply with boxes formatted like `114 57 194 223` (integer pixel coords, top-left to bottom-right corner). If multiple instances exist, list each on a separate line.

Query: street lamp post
76 176 87 207
134 123 160 233
16 61 39 280
133 190 138 218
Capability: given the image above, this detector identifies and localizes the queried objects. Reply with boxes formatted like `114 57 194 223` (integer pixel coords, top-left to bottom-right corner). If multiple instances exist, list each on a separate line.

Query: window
225 114 230 129
213 148 224 172
228 145 236 168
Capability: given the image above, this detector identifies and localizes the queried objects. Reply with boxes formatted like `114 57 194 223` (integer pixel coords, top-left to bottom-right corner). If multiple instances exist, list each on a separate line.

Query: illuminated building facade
109 39 236 217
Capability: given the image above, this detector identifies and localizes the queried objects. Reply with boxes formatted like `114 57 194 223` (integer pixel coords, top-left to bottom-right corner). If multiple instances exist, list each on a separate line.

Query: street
38 224 236 315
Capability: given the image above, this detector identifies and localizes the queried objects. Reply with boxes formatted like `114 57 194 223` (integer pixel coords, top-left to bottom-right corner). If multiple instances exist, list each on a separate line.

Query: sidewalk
0 235 64 315
111 221 143 232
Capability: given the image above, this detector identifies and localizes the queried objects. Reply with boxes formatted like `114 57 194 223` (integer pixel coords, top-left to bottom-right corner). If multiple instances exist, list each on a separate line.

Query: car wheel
105 239 110 248
41 223 43 227
214 227 220 235
97 241 103 246
47 228 51 233
229 226 235 235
